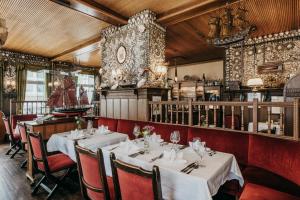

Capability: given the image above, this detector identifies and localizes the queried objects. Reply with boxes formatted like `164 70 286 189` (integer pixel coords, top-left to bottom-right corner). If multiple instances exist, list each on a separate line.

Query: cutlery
181 161 197 173
129 150 145 158
179 145 188 150
150 153 164 162
186 162 200 174
208 150 216 156
108 145 119 151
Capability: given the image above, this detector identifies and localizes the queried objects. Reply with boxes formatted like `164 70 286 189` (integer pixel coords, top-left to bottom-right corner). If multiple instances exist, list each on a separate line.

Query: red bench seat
240 183 300 200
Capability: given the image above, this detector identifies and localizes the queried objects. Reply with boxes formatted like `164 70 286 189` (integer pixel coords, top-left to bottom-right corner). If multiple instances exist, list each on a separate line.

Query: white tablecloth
101 141 244 200
248 122 280 135
47 130 128 161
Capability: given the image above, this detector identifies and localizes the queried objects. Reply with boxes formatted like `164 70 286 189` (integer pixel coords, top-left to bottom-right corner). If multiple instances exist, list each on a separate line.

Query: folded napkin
119 140 140 155
67 129 85 140
95 125 110 135
161 149 187 165
150 133 163 143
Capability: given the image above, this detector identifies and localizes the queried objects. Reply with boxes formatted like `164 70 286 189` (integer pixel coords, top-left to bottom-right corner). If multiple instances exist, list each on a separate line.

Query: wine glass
87 120 93 132
133 125 140 142
173 131 180 150
192 139 206 167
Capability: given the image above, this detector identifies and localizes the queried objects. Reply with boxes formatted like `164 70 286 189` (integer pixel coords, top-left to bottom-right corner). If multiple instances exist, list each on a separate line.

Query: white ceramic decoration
116 45 126 64
137 78 146 88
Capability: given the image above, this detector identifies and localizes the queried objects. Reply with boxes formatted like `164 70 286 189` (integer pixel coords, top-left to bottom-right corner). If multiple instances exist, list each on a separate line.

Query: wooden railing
10 99 50 116
149 98 300 141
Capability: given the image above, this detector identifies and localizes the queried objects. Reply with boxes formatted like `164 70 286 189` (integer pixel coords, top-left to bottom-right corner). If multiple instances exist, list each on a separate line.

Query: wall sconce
247 78 264 91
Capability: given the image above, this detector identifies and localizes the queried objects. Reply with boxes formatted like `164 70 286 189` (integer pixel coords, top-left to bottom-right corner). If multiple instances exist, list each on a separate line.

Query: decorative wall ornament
100 10 166 89
0 18 8 47
3 62 16 93
225 29 300 88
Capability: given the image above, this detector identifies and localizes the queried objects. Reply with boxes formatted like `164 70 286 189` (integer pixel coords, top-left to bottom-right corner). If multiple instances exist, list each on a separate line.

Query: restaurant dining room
0 0 300 200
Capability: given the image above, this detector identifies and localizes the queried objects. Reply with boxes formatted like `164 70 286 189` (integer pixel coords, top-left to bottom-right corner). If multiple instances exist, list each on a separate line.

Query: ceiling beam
51 35 101 59
50 0 128 25
158 0 241 26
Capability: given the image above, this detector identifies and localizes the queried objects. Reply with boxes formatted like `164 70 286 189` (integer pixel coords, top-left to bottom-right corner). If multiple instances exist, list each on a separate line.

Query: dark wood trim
51 35 101 60
110 152 163 200
157 0 241 26
50 0 128 25
75 145 111 200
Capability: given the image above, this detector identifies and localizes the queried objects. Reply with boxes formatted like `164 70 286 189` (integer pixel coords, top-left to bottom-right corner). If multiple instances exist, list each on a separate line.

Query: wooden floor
0 143 235 200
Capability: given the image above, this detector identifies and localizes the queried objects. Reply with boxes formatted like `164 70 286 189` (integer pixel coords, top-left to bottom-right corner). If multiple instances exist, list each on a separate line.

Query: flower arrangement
142 125 155 137
75 116 84 130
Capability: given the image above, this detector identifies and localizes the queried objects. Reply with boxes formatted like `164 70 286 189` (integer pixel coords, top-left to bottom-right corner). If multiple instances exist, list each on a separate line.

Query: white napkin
96 125 110 135
161 149 187 165
119 140 140 154
67 129 85 140
150 133 163 143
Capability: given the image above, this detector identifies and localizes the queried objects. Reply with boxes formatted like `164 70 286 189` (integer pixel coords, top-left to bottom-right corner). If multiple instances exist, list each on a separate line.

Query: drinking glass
192 139 206 167
173 131 180 150
87 120 93 131
133 125 140 142
170 132 176 149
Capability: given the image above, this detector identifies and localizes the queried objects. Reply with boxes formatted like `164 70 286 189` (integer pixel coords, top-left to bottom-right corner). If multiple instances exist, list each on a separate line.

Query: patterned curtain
16 63 27 113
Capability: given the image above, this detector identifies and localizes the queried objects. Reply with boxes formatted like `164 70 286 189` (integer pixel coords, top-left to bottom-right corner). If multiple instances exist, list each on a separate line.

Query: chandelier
0 18 8 47
207 2 256 47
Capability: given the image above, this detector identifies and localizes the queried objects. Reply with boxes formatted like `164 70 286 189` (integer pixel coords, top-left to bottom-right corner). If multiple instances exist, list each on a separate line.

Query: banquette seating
97 117 300 199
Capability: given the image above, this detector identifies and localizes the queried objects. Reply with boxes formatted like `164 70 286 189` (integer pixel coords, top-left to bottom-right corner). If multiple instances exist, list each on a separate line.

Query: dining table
100 139 244 200
46 128 128 161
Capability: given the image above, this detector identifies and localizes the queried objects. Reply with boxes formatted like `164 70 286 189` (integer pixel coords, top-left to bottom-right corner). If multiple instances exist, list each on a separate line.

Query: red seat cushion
187 127 249 165
98 117 118 132
38 153 75 172
240 183 300 200
242 166 300 197
248 135 300 186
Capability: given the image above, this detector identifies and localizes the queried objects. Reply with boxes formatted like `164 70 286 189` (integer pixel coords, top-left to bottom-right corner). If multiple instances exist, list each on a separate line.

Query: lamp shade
247 78 263 87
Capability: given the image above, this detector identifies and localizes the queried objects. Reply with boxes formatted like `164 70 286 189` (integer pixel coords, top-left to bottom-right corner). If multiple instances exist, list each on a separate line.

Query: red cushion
78 152 114 200
117 119 149 139
87 176 114 200
117 168 154 200
240 183 300 200
11 114 37 129
248 135 300 186
98 117 118 132
187 127 249 165
38 153 75 172
243 166 300 197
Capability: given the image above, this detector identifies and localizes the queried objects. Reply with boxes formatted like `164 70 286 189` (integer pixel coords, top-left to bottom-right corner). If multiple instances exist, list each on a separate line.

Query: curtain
16 63 27 113
45 72 52 99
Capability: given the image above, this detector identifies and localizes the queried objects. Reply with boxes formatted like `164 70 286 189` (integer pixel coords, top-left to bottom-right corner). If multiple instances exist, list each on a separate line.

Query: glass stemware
133 125 140 142
170 131 180 150
192 138 206 167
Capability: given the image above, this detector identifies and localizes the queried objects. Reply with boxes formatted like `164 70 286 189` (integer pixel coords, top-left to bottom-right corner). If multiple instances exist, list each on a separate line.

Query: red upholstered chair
239 183 300 200
2 117 22 158
75 145 114 200
17 123 29 168
110 152 163 200
27 132 76 200
11 114 37 129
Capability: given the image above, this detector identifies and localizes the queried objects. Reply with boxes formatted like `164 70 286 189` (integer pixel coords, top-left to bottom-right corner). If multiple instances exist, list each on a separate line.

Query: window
24 70 47 114
76 74 95 104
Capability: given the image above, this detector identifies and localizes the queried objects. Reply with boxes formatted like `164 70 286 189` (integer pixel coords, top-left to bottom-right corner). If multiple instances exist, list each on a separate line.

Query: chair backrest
27 132 50 174
2 117 16 143
17 123 27 144
110 153 162 200
75 145 111 200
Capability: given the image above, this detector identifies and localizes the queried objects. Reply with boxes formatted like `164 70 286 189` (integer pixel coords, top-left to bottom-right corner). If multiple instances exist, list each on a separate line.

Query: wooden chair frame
17 122 28 168
27 131 75 200
2 116 22 158
110 152 163 200
75 145 111 200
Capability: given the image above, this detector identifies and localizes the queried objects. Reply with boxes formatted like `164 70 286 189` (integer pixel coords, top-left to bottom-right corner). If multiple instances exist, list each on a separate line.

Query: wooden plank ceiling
1 0 300 67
